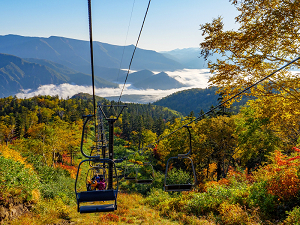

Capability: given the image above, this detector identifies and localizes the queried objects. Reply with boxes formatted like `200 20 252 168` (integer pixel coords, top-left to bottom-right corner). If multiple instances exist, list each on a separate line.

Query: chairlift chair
75 158 119 213
164 126 197 192
123 163 137 181
89 144 108 167
136 162 154 184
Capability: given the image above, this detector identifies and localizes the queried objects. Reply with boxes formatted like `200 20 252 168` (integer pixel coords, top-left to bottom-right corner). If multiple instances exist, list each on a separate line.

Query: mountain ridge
0 53 118 98
0 34 184 72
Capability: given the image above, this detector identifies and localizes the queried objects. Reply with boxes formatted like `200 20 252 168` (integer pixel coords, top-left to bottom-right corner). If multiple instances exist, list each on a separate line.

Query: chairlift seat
79 204 115 213
77 190 117 213
164 184 193 192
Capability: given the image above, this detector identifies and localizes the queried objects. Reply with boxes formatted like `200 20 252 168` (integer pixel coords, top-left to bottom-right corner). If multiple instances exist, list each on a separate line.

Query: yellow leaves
245 93 300 146
31 189 41 204
0 144 34 171
128 159 143 165
27 122 47 138
200 0 300 110
219 202 249 225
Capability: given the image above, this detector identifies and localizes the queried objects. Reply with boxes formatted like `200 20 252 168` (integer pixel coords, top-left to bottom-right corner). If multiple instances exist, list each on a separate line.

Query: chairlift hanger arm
80 115 97 159
178 125 192 157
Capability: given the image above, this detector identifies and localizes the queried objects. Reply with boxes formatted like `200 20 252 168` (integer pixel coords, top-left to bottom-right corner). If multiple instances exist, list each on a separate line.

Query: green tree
234 105 280 171
154 116 165 137
192 115 238 181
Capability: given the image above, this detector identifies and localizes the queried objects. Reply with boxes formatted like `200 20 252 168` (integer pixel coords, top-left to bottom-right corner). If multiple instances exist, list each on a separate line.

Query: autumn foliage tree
200 0 300 145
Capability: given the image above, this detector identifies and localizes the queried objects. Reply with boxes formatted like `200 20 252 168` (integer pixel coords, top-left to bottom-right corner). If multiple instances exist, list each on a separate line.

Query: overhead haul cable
118 0 152 103
87 0 97 139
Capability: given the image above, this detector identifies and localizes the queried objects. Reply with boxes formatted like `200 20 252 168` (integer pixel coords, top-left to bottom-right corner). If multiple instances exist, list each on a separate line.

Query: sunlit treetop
200 0 300 105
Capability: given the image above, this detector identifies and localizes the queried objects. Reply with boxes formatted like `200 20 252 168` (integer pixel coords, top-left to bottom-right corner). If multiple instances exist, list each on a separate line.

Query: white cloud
16 69 212 103
165 69 211 88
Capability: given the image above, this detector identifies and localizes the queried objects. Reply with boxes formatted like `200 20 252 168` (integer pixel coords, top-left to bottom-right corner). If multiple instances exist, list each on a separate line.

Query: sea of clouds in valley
16 69 211 103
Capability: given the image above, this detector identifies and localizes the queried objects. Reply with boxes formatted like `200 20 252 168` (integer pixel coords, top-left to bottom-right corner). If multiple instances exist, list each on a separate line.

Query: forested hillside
1 87 300 224
154 87 249 116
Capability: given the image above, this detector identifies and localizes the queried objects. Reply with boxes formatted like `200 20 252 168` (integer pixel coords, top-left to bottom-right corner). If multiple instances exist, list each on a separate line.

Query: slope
153 87 221 116
154 87 249 116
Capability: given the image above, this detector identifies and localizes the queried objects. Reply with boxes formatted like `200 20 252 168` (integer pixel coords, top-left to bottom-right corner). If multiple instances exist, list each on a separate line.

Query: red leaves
266 147 300 201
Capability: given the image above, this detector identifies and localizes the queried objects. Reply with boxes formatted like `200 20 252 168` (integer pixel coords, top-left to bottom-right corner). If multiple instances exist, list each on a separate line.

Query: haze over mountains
0 34 210 100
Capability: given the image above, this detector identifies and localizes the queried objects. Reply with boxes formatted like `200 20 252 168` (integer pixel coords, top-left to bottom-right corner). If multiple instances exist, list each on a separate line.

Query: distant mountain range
0 35 192 98
127 70 187 90
0 52 187 98
0 53 118 97
160 48 225 69
0 34 184 72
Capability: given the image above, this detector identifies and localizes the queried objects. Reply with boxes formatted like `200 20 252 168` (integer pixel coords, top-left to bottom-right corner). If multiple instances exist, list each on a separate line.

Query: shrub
229 185 250 207
283 206 300 225
33 197 71 222
0 156 40 203
187 185 231 215
165 168 192 185
21 152 76 204
144 188 170 207
247 181 276 216
218 202 249 225
246 148 300 219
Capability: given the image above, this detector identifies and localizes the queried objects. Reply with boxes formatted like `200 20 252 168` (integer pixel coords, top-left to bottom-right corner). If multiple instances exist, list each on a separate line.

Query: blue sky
1 0 239 51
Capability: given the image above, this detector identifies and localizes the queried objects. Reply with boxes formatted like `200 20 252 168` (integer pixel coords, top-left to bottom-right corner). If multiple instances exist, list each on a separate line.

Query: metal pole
108 119 115 189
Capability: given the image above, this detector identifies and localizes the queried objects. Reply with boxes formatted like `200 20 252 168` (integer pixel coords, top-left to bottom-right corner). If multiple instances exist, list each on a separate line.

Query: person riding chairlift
96 175 106 190
87 176 97 191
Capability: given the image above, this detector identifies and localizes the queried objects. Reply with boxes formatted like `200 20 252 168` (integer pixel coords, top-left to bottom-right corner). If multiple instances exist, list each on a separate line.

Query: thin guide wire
118 0 152 103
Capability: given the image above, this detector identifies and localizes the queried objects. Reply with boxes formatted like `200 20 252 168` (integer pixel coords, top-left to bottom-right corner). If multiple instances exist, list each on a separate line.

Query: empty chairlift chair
164 125 197 192
124 162 138 181
136 162 154 184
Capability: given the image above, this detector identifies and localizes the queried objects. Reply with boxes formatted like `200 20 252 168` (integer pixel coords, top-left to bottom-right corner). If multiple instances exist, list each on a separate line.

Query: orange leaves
293 147 300 152
267 170 300 201
100 213 120 222
55 162 77 179
264 147 300 201
274 149 300 167
218 178 231 187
